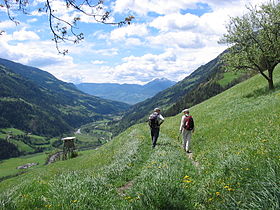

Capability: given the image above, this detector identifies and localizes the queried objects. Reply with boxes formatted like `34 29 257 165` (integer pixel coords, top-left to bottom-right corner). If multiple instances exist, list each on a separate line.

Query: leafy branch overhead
220 0 280 90
0 0 134 54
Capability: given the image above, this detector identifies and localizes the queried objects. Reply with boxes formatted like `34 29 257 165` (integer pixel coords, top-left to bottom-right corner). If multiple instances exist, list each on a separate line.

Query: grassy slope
0 153 46 180
0 67 279 209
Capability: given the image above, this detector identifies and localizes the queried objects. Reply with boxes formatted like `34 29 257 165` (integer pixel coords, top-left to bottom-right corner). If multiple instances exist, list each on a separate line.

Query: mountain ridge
76 78 176 104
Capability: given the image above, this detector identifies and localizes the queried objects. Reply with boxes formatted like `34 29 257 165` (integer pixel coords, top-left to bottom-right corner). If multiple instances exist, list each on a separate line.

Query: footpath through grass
0 67 279 209
0 123 195 209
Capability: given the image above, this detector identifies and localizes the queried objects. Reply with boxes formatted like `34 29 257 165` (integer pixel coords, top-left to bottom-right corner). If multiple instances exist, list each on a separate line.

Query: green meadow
0 153 46 181
0 67 279 209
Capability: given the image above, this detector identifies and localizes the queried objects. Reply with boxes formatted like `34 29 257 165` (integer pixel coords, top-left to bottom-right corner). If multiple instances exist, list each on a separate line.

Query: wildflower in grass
208 197 213 202
183 180 192 183
71 200 78 203
183 175 192 183
124 196 132 200
216 192 221 196
45 204 52 208
224 185 235 191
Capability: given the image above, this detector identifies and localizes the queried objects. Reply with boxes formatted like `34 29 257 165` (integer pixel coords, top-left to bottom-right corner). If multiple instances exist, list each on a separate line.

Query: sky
0 0 269 84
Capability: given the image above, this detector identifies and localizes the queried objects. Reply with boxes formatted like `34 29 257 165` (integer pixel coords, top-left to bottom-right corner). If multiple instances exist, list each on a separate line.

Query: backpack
148 112 159 128
184 115 194 130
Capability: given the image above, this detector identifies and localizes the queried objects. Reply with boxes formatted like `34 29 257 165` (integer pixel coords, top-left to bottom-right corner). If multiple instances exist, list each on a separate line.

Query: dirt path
117 181 134 196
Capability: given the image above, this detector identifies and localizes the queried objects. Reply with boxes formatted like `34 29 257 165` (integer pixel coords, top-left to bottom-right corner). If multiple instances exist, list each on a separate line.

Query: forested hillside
0 58 129 137
112 50 250 135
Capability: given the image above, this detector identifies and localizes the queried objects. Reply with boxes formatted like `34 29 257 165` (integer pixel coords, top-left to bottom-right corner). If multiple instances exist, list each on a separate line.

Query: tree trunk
268 69 274 90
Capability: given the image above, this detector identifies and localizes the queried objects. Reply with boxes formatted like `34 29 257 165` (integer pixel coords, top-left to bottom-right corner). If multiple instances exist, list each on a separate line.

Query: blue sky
0 0 268 84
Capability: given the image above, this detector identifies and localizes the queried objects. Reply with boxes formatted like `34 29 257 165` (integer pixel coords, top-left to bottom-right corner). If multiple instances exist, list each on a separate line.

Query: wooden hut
61 137 76 159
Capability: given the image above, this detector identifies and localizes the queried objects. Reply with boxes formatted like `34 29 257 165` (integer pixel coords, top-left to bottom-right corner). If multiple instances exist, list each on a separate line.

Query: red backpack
184 115 194 130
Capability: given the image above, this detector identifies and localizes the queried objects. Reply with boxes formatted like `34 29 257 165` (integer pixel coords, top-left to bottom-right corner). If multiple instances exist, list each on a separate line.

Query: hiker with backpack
179 109 195 153
148 108 165 148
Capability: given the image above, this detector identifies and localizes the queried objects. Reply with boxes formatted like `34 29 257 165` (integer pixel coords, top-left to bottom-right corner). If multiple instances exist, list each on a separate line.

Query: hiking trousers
182 129 192 152
150 127 160 148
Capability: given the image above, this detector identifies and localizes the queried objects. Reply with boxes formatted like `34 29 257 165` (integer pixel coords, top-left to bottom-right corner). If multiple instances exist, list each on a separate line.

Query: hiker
148 108 164 148
179 109 195 153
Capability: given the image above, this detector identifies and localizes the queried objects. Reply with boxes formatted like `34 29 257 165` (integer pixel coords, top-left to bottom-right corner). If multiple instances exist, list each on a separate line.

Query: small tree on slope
220 0 280 90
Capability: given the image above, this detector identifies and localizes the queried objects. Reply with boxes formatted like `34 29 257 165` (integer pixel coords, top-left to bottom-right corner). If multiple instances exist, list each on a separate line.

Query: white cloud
124 38 143 46
91 60 106 65
113 0 266 16
113 0 198 15
110 23 149 41
92 30 109 40
94 48 119 56
148 31 205 49
103 50 191 84
0 20 17 29
99 41 228 84
150 13 199 32
148 4 249 36
12 30 40 41
0 32 73 75
27 18 38 23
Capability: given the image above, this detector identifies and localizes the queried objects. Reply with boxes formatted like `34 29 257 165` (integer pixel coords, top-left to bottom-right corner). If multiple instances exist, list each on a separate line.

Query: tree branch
1 0 133 53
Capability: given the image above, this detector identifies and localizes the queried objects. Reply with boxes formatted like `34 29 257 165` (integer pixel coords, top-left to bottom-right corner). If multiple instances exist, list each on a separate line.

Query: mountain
0 58 130 137
112 50 251 135
76 78 176 104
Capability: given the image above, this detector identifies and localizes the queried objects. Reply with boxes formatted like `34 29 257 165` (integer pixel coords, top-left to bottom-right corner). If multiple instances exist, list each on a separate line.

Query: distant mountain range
76 78 176 104
0 58 129 136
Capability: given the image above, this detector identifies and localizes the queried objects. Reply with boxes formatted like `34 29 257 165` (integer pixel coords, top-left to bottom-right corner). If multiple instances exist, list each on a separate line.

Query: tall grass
0 67 279 209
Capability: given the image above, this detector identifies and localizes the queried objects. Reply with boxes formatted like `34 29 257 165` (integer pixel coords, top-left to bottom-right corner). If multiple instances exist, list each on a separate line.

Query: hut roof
61 137 76 141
